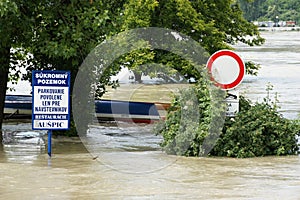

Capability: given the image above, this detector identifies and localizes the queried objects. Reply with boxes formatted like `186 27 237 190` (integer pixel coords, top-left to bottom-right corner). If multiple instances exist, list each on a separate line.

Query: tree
26 1 119 80
238 0 300 23
0 1 34 131
0 0 122 136
121 0 264 79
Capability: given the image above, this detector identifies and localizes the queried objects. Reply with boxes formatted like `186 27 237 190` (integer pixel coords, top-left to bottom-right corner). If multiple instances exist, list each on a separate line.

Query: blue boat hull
4 95 162 123
95 99 160 123
4 95 32 119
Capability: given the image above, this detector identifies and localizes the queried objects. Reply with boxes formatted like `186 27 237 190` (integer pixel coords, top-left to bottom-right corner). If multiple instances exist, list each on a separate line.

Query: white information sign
32 71 71 130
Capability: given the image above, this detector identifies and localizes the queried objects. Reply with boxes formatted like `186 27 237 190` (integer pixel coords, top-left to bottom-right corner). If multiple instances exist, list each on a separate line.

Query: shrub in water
211 96 300 158
156 84 300 158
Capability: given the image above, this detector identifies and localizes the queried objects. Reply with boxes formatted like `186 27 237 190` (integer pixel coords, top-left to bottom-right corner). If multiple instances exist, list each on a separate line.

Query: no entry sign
32 70 71 130
206 50 245 90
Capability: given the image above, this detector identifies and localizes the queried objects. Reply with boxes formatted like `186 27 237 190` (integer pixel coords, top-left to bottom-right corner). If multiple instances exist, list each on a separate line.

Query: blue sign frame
32 70 71 130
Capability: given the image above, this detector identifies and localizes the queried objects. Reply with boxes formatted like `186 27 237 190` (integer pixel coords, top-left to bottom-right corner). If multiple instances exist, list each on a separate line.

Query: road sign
32 70 71 130
225 90 239 117
206 50 245 90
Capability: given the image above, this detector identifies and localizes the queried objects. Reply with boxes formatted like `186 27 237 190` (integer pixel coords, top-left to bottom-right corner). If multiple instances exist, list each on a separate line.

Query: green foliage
212 96 300 158
157 85 300 158
27 1 114 71
155 81 227 156
0 0 18 18
245 61 261 76
122 0 264 78
238 0 300 23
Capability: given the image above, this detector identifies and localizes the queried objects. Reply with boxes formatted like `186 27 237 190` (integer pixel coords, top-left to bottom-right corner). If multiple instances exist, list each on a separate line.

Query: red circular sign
206 50 245 90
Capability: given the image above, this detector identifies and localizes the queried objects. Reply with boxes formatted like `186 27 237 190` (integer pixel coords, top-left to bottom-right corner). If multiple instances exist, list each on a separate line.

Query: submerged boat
4 95 32 119
4 94 168 123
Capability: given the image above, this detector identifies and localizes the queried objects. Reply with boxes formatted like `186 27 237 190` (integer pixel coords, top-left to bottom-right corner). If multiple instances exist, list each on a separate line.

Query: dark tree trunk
133 71 142 83
0 46 10 142
0 130 3 154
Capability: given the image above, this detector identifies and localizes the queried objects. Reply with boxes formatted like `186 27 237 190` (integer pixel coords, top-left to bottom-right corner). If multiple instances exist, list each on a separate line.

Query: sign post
206 50 245 116
32 70 71 157
48 130 52 157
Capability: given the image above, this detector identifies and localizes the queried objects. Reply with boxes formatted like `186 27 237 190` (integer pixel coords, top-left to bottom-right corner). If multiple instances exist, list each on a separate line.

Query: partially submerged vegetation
212 97 300 158
156 85 300 158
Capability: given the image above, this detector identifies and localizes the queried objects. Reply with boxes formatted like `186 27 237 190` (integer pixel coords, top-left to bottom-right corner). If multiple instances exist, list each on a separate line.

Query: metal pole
48 130 52 157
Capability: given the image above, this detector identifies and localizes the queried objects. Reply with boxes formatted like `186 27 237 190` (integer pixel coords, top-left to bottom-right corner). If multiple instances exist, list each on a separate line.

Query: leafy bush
211 96 300 158
156 85 300 158
155 81 227 156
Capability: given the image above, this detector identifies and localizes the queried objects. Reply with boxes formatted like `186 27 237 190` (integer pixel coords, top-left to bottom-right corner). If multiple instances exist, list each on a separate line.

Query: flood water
237 31 300 119
1 31 300 199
